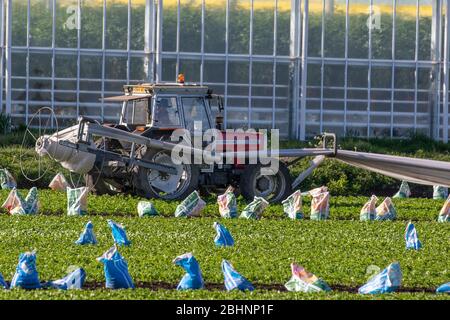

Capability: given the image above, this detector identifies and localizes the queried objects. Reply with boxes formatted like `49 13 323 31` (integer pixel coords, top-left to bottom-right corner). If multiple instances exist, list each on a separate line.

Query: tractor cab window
153 97 181 127
181 97 211 132
124 99 149 125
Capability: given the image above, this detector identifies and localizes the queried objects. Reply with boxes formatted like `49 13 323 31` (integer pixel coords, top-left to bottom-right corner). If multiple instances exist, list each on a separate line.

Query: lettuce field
0 190 448 300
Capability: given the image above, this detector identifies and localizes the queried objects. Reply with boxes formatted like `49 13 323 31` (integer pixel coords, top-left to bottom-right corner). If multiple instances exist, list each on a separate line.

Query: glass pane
130 0 145 50
395 0 417 60
12 1 27 46
204 0 226 53
106 0 128 50
180 1 201 52
324 0 346 58
229 0 250 54
81 1 102 48
182 97 211 131
154 97 181 127
56 0 79 48
30 0 52 47
253 1 274 55
348 0 369 59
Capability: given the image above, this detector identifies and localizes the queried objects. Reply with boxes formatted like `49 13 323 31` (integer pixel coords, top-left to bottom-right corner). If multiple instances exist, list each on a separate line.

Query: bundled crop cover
217 186 237 218
97 245 134 289
175 190 206 217
173 253 204 290
0 272 8 289
0 168 16 190
436 282 450 293
1 187 39 215
360 195 378 221
67 186 88 216
433 185 448 200
222 260 254 291
358 262 402 294
75 221 98 245
405 221 422 250
438 195 450 222
285 263 331 293
310 190 330 220
375 197 397 221
393 180 411 199
47 268 86 290
48 173 69 191
282 190 303 220
240 196 269 219
137 201 158 217
213 222 234 247
108 220 131 246
10 250 41 289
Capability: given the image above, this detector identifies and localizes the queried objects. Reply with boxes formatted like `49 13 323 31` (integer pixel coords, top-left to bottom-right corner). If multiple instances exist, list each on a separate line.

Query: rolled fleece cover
0 272 8 289
97 245 134 289
48 268 86 290
282 190 303 220
10 251 41 289
175 191 206 217
75 221 98 245
405 221 422 250
436 282 450 293
438 195 450 222
67 187 88 216
213 222 234 247
360 195 378 221
240 196 269 219
284 263 331 293
302 186 328 197
222 260 254 291
0 168 16 190
108 220 131 246
137 201 158 217
217 186 238 218
1 187 39 215
358 262 402 294
393 180 411 199
173 253 204 290
310 191 330 220
375 197 397 221
49 172 69 191
433 185 448 200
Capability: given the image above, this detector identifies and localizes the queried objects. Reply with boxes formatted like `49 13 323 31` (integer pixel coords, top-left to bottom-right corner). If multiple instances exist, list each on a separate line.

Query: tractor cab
103 78 224 135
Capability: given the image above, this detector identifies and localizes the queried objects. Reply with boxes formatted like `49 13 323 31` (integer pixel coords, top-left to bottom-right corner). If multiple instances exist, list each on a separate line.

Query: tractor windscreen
123 99 150 125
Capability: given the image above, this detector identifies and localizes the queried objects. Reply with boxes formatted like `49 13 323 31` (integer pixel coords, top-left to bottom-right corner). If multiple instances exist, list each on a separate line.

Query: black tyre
135 148 199 200
239 162 292 203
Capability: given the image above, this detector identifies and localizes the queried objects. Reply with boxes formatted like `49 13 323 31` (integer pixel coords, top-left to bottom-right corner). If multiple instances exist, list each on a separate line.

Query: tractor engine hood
35 124 96 175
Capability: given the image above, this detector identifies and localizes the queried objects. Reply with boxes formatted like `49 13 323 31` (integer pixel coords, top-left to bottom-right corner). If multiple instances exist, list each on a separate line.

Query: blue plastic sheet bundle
75 221 98 245
97 245 135 289
173 253 204 290
10 251 41 289
405 221 422 250
0 272 8 289
358 262 402 294
0 168 17 190
436 282 450 293
213 222 234 247
108 219 131 246
47 268 86 290
393 180 411 198
433 185 448 200
137 201 159 217
222 260 254 291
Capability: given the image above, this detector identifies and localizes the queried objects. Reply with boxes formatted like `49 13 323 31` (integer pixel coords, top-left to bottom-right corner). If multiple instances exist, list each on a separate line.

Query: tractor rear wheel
239 162 292 203
135 148 199 200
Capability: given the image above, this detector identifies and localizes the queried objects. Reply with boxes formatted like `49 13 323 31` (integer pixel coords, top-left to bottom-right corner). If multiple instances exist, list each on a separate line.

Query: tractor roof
123 83 210 95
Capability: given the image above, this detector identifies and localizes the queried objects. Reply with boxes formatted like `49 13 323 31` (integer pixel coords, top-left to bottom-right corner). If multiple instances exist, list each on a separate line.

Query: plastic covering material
49 173 69 191
47 268 86 290
0 272 8 289
240 196 269 219
375 197 397 221
405 221 422 250
282 190 303 220
175 191 206 217
1 187 39 215
217 186 237 218
67 187 88 216
310 191 330 220
137 201 158 217
358 262 402 294
360 195 378 221
10 251 41 289
285 263 331 293
97 245 134 289
438 195 450 222
0 168 16 190
108 220 131 246
221 260 254 291
75 221 98 245
436 282 450 293
393 181 411 199
213 222 234 247
433 185 448 200
173 253 205 290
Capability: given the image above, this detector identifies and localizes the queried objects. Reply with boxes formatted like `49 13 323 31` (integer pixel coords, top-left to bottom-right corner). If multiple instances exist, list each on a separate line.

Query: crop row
0 190 446 221
0 216 447 290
